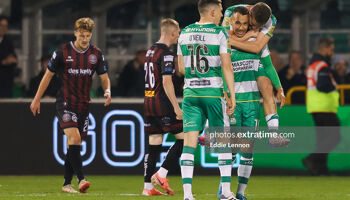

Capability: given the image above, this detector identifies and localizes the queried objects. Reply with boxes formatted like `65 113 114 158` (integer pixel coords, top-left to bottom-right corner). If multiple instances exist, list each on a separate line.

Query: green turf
0 175 349 200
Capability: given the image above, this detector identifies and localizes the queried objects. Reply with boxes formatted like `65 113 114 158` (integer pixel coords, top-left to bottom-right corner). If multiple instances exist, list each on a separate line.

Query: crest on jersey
89 54 97 64
62 113 71 122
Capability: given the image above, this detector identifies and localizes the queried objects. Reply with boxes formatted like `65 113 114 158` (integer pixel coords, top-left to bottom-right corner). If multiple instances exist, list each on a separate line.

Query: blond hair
74 17 95 32
160 18 179 34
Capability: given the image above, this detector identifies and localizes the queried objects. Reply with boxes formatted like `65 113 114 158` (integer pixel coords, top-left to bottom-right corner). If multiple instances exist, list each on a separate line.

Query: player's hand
104 92 111 106
30 98 41 116
276 87 285 109
246 30 259 38
175 107 183 120
226 97 236 115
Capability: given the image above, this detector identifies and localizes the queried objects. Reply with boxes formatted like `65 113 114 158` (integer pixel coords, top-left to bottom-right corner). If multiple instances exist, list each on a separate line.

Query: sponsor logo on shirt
68 68 93 75
164 55 174 62
66 56 74 62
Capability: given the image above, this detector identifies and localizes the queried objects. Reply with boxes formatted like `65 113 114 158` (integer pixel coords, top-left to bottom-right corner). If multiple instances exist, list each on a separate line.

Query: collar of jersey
195 22 215 26
70 41 90 54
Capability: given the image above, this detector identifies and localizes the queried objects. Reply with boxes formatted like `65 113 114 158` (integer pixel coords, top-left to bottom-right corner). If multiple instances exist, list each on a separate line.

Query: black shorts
144 114 183 135
56 104 89 140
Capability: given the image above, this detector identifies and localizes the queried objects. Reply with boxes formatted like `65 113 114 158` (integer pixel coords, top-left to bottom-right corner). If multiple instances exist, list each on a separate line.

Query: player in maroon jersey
30 18 111 194
142 18 184 196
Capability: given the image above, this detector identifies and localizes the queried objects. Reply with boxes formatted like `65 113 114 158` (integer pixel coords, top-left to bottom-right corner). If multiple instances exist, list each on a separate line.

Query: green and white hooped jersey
231 39 270 102
177 23 230 98
222 4 277 38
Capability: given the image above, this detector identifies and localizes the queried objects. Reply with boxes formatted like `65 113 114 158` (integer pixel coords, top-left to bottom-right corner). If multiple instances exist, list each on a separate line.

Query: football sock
63 155 74 186
266 114 279 130
181 146 195 198
67 145 84 182
237 153 253 195
218 153 233 196
159 139 184 178
144 182 154 190
144 144 162 183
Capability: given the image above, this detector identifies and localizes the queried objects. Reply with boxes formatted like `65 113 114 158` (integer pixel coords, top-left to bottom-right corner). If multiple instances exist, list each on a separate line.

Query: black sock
161 139 183 171
144 144 162 182
63 155 74 186
67 145 84 183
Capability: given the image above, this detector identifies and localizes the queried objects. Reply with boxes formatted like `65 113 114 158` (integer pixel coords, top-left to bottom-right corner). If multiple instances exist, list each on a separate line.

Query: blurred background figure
304 37 340 175
279 50 307 104
332 56 350 104
270 50 284 73
26 55 59 98
116 50 146 97
0 15 18 98
332 56 350 84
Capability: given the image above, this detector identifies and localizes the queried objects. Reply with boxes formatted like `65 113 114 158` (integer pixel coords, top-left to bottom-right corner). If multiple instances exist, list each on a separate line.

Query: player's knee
149 134 163 145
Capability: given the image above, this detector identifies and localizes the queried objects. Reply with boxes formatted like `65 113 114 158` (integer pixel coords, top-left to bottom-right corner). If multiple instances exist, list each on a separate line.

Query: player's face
326 44 335 57
230 13 249 38
248 9 261 30
213 4 223 25
171 26 180 44
74 29 92 50
0 19 8 37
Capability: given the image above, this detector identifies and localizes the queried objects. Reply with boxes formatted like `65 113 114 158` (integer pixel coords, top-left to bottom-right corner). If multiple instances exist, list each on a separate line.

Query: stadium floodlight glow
102 110 145 167
53 113 96 166
111 120 135 157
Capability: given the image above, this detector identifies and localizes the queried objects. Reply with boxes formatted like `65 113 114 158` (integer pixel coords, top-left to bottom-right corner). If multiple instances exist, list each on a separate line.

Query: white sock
266 113 279 130
157 167 168 178
144 182 153 190
180 147 195 198
218 153 232 196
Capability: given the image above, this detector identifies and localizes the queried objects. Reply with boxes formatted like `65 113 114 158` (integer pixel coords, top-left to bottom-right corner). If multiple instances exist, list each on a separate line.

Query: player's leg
207 97 234 199
56 107 84 193
257 75 279 130
143 117 165 196
152 122 183 196
217 103 243 199
63 127 89 193
235 102 259 200
181 97 205 200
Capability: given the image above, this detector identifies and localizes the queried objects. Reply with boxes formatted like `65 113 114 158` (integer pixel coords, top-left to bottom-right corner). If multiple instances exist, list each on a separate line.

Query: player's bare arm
177 55 185 76
229 32 270 54
221 53 236 115
229 29 259 42
163 75 182 120
30 69 55 116
99 73 111 106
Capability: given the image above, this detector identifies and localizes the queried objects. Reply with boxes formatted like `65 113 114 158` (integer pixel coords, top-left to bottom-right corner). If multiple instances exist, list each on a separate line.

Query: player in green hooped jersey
177 0 236 200
223 2 284 132
219 7 265 200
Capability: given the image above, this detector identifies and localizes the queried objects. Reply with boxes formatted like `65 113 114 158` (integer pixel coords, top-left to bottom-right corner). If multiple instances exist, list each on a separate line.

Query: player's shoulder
91 44 102 53
224 4 248 17
180 23 197 34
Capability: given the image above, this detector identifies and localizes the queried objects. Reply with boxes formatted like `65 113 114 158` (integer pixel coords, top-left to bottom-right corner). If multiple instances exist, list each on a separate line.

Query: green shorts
233 101 260 128
182 97 229 132
257 66 268 77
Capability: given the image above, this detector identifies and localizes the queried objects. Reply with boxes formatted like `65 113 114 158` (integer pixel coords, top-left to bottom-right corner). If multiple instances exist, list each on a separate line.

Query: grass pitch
0 175 349 200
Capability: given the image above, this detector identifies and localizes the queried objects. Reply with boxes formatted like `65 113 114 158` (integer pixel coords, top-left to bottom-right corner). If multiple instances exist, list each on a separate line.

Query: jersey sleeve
96 51 108 75
47 49 63 73
260 14 277 38
161 51 175 76
222 9 233 30
260 53 282 88
218 29 231 54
